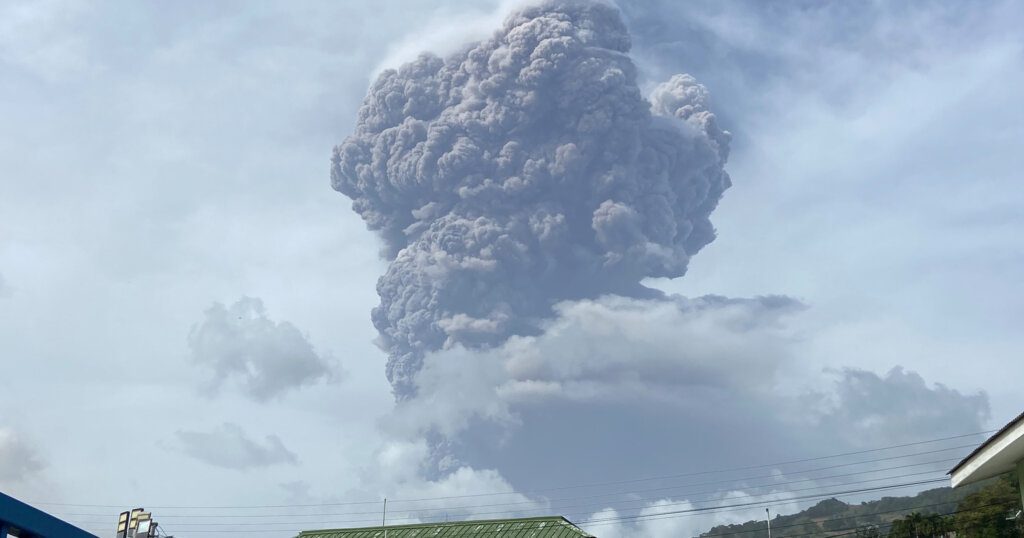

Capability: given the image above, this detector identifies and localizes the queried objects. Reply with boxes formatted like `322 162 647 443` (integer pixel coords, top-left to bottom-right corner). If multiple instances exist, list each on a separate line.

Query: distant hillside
697 479 1003 537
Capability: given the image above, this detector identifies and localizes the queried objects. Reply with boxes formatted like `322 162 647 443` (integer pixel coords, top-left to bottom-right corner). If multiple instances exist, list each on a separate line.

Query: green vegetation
887 512 950 537
699 474 1022 537
884 472 1022 538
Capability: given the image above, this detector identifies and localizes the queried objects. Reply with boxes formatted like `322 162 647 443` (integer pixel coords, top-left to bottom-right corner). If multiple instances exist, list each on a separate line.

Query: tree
953 473 1023 537
925 513 950 536
898 512 924 537
887 511 954 538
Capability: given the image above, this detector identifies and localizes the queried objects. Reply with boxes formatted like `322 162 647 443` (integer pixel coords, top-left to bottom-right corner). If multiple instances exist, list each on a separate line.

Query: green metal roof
297 516 595 538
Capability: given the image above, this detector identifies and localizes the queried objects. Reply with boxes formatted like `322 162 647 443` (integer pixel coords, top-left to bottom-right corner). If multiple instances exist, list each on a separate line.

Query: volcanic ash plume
333 0 732 395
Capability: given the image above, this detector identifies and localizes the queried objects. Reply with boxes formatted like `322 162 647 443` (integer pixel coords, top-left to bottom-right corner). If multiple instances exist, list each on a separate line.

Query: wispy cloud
0 427 45 483
176 423 298 470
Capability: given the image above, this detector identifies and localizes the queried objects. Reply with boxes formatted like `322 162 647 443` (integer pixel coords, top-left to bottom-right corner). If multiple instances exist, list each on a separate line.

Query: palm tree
923 513 947 537
907 512 925 537
889 512 929 538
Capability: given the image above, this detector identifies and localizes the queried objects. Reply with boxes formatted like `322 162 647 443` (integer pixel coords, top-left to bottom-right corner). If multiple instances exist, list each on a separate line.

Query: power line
66 478 952 532
577 479 949 526
49 449 980 534
89 479 997 535
92 465 956 526
52 451 969 521
74 481 1019 537
56 459 959 526
56 455 971 530
386 433 991 503
676 499 968 538
712 500 1020 538
28 429 993 510
68 469 953 528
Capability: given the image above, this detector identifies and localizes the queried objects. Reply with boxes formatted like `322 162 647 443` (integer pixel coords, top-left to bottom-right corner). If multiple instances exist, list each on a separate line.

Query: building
949 411 1024 511
298 516 595 538
0 490 98 538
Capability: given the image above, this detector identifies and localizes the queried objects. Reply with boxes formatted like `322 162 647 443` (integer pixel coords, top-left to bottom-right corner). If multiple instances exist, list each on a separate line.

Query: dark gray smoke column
333 0 732 395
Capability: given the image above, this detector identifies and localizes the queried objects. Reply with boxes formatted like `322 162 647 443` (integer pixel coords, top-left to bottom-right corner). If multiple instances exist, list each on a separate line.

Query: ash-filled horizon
332 0 732 395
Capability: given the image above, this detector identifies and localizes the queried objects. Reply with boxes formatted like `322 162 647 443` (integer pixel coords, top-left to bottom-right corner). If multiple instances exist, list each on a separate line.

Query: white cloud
623 0 1024 422
586 488 802 538
0 427 44 483
188 296 337 401
0 427 61 503
340 438 543 526
384 294 988 503
370 0 532 78
175 422 298 470
0 0 99 81
386 295 807 439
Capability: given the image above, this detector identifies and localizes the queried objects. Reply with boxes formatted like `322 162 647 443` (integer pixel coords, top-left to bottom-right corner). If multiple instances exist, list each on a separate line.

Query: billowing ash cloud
333 0 731 393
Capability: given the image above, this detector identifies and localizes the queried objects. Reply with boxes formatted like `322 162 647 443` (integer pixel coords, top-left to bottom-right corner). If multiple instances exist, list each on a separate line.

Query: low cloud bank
382 295 988 508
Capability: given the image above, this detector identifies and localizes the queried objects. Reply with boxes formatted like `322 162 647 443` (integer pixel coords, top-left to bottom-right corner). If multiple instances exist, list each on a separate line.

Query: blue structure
0 490 98 538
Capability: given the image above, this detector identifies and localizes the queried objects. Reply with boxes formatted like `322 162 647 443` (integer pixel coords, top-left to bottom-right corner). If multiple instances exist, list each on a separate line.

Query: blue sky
1 1 1022 537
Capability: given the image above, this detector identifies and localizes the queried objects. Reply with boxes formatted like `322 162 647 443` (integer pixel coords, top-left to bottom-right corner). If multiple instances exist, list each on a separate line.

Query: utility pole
383 498 388 538
766 507 771 538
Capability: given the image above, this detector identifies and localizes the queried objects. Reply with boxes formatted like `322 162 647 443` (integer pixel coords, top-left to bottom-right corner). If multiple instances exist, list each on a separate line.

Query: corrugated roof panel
298 516 594 538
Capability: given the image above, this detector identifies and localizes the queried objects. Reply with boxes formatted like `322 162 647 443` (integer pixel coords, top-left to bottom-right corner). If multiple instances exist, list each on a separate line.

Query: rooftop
297 516 595 538
0 490 98 538
949 411 1024 488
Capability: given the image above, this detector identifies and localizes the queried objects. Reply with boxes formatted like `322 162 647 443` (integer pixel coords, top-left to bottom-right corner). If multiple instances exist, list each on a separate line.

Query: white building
949 411 1024 511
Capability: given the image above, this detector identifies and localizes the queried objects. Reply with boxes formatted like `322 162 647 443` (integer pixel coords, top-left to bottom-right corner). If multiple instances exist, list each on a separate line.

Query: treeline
883 473 1021 537
699 473 1021 537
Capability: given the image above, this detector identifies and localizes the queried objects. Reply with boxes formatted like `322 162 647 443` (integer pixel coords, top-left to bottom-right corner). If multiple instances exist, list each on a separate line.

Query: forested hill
698 473 1022 537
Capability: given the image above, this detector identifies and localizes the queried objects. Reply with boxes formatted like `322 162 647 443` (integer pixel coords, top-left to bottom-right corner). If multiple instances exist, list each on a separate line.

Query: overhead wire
51 430 1000 537
65 477 952 533
52 449 971 522
65 469 953 529
31 429 993 510
60 462 960 528
683 499 1016 538
690 499 1020 538
87 482 1014 535
575 479 949 525
56 466 956 527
